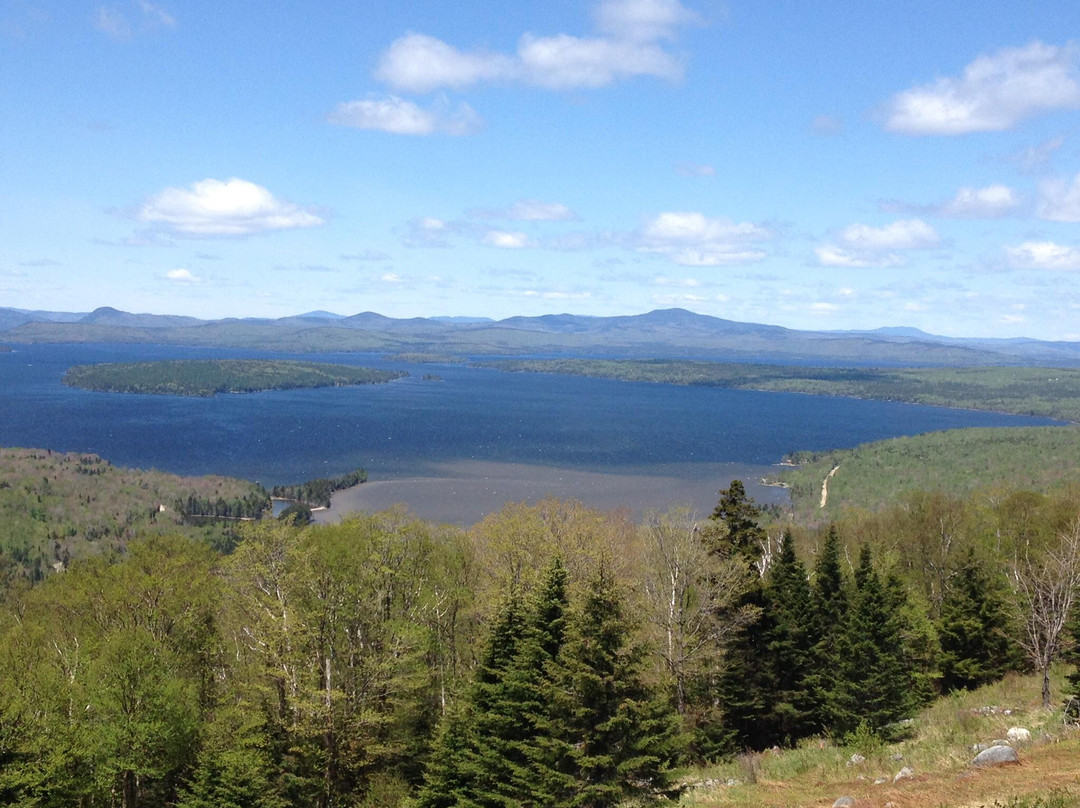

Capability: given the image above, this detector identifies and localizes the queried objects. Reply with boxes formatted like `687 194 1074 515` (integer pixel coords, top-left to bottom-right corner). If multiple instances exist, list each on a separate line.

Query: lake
0 343 1061 523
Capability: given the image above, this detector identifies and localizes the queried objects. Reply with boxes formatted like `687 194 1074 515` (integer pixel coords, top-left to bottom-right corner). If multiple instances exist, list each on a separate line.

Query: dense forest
3 459 1080 806
271 468 368 508
62 359 406 397
481 359 1080 422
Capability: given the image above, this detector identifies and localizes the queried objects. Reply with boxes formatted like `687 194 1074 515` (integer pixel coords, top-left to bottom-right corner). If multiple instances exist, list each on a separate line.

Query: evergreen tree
413 703 480 808
937 548 1012 693
805 525 849 733
539 564 681 807
710 480 766 560
763 531 815 744
831 545 917 738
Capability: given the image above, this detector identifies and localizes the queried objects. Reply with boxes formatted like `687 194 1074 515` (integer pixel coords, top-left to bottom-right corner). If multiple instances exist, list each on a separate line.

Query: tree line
271 468 368 508
1 484 1080 806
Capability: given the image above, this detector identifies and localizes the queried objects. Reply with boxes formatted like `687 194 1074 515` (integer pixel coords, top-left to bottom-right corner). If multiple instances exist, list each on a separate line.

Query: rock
973 745 1020 767
893 766 915 781
847 753 866 766
971 742 989 752
833 797 856 808
889 753 904 761
991 739 1011 747
873 777 888 785
1007 726 1031 743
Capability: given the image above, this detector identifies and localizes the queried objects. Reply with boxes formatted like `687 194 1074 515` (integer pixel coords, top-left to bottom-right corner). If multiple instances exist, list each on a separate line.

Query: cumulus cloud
372 0 696 93
940 184 1019 218
882 41 1080 135
1038 171 1080 222
816 219 939 267
137 178 324 236
483 230 532 248
328 95 480 135
1005 241 1080 270
474 200 578 221
374 33 515 93
637 211 771 266
594 0 701 41
165 268 199 283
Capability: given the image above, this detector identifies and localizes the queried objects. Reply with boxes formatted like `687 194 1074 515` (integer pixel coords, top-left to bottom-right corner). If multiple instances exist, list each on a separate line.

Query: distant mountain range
3 305 1080 367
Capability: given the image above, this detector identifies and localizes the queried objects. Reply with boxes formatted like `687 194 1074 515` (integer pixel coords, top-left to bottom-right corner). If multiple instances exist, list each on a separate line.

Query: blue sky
2 0 1080 338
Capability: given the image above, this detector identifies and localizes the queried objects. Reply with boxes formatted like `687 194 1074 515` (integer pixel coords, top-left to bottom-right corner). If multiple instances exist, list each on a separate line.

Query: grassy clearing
677 668 1080 808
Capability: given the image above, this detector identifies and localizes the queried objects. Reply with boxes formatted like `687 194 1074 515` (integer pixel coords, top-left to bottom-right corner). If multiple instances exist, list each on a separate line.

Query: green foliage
780 426 1080 519
271 467 368 508
709 479 766 560
63 359 406 397
938 548 1014 692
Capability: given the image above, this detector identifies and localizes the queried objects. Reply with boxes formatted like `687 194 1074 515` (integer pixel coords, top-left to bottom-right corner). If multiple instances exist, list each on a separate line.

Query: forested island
62 359 406 397
2 442 1080 806
481 359 1080 422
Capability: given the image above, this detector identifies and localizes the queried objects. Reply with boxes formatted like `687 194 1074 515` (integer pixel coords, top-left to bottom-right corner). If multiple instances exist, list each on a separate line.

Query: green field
481 359 1080 422
778 425 1080 518
62 358 406 397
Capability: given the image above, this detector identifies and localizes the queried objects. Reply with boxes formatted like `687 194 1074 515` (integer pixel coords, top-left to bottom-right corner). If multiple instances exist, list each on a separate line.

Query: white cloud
381 272 404 283
371 1 695 93
374 33 516 93
165 268 199 283
483 230 532 249
1038 171 1080 222
96 1 174 40
836 219 940 250
328 95 480 136
654 276 701 287
814 246 905 269
476 200 577 221
137 178 324 236
810 114 843 135
637 211 770 266
96 7 131 40
674 162 716 176
940 184 1019 218
518 33 681 88
810 302 840 313
816 219 938 267
1005 241 1080 270
594 0 700 42
883 41 1080 135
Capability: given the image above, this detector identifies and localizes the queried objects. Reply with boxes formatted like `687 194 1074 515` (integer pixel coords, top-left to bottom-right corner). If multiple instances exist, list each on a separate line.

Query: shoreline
313 460 788 527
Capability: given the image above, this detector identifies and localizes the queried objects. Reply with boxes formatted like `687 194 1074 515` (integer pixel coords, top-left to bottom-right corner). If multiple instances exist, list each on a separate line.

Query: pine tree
539 564 681 807
937 548 1012 693
831 545 917 738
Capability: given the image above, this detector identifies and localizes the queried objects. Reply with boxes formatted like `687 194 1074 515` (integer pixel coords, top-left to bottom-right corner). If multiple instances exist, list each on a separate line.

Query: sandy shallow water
313 460 787 527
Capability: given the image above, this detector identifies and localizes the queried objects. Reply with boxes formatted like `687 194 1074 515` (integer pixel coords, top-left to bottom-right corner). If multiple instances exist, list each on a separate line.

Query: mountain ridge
3 306 1079 367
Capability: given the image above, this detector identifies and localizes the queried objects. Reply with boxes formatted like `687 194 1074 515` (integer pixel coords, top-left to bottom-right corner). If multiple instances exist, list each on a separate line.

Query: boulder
1007 726 1031 743
972 745 1020 767
846 753 866 766
833 797 856 808
893 766 915 782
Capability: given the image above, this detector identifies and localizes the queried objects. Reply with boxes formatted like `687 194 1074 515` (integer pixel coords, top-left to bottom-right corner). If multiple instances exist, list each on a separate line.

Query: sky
2 1 1080 339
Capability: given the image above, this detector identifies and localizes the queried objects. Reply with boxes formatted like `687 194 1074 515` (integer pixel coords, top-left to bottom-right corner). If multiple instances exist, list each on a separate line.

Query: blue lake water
0 344 1062 497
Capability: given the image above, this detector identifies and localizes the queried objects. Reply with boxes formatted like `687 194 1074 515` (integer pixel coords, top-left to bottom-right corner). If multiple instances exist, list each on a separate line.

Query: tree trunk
1043 666 1052 709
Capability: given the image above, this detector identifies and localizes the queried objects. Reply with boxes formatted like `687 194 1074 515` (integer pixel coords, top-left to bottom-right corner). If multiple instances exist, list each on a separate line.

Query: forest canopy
62 359 406 397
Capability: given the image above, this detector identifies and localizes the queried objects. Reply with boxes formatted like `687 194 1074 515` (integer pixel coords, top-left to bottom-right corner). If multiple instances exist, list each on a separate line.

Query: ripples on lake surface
0 344 1062 490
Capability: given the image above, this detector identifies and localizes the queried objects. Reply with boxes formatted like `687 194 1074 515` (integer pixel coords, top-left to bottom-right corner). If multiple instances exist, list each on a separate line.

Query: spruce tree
710 480 766 560
539 564 681 807
805 525 848 734
937 548 1012 693
763 531 815 744
831 545 917 738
